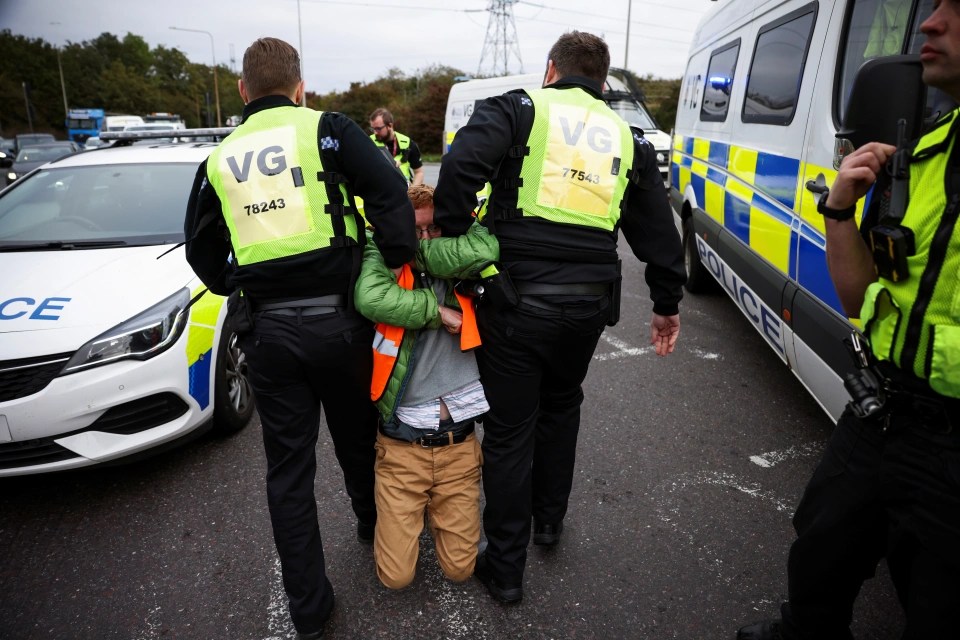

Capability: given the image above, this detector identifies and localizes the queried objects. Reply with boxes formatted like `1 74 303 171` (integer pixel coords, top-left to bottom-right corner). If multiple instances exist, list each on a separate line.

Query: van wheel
213 329 255 434
683 222 713 293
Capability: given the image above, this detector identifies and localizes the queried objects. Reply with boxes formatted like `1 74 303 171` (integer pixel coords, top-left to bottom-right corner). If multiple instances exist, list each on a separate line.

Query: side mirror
835 55 924 167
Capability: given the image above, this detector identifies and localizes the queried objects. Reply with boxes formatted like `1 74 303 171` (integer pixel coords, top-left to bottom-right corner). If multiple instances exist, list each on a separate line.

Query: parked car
0 130 254 476
13 133 57 153
0 137 14 159
4 141 80 185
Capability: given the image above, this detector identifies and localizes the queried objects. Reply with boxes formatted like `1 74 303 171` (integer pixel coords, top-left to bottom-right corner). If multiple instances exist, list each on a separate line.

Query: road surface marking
265 557 295 639
594 334 653 361
749 441 823 468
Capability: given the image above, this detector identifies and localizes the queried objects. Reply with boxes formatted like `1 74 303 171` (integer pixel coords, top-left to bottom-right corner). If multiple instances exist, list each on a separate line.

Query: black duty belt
514 281 609 313
255 294 345 317
880 390 959 435
514 282 609 296
381 422 475 448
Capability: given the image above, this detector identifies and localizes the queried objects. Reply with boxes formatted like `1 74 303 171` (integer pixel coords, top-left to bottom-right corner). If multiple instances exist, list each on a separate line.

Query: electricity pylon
477 0 524 76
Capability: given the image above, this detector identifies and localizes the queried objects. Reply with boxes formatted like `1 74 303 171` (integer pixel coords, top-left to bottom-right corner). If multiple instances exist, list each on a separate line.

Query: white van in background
669 0 953 421
103 115 145 133
444 69 671 181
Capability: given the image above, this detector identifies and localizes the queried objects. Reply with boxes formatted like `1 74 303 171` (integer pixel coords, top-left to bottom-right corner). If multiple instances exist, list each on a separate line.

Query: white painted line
690 348 722 360
132 605 162 640
652 470 796 587
594 333 654 361
265 556 295 640
418 531 487 639
749 441 823 468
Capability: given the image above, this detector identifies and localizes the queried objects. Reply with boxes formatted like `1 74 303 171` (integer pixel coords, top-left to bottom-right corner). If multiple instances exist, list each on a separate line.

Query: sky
0 0 717 95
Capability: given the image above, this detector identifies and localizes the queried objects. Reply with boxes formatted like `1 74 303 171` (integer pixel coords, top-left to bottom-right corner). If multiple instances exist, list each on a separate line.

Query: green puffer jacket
354 221 499 423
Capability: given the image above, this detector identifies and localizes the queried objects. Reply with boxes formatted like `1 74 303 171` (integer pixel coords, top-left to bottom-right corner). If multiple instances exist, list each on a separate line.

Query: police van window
742 4 817 126
838 0 918 121
701 40 740 122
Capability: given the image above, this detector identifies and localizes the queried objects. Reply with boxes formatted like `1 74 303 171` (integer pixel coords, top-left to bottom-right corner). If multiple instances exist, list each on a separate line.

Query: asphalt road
0 165 903 640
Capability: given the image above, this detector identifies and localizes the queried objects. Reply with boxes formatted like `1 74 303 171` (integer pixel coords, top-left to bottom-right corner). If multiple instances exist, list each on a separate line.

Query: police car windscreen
0 163 196 246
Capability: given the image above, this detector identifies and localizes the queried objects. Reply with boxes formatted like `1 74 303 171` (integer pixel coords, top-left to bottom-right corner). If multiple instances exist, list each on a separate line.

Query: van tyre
683 222 713 294
213 329 255 434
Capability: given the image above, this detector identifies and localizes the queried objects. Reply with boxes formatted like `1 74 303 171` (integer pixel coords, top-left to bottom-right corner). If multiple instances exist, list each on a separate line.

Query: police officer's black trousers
781 408 960 640
238 309 379 633
475 300 608 585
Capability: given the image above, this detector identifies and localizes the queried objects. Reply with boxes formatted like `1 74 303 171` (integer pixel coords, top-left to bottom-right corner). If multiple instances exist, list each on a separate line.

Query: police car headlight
62 289 191 373
6 172 16 181
656 152 666 164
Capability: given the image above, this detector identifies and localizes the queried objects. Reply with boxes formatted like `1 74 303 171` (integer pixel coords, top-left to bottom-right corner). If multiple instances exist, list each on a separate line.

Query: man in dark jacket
433 30 686 604
183 37 416 639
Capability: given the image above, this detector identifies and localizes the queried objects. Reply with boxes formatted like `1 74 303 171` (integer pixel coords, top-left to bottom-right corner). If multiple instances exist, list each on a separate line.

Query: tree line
0 29 681 156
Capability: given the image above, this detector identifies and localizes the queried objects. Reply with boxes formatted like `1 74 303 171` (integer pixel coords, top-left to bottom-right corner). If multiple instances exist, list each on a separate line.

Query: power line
299 0 485 12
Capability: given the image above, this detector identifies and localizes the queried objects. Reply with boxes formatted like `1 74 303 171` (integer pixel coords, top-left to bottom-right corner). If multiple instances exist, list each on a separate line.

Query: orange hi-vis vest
370 264 481 402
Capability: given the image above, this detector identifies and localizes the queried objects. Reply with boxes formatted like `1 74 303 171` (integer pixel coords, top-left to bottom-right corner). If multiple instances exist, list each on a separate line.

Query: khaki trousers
373 431 482 589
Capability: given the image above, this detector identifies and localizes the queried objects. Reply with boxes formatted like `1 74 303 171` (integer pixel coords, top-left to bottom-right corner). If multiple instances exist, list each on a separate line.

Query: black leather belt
382 422 475 447
255 294 345 317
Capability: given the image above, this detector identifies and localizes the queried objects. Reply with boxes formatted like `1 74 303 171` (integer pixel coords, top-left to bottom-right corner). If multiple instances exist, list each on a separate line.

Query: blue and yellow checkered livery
671 135 860 315
185 286 225 410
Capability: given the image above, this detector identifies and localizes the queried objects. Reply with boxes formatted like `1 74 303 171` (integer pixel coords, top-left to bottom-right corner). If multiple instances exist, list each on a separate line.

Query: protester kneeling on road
355 184 499 588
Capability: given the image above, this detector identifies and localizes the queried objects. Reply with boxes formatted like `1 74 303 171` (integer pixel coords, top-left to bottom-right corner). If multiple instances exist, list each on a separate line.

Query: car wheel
213 329 254 434
683 221 714 293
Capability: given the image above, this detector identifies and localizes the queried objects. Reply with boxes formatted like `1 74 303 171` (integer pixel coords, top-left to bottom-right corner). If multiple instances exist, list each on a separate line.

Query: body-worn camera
869 224 915 282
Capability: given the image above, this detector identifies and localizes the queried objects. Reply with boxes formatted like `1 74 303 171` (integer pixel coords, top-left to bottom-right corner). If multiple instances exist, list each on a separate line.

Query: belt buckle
418 431 454 447
418 432 442 448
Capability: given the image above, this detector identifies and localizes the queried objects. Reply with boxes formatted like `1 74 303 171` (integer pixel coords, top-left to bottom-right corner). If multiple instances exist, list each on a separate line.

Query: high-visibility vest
206 106 360 266
371 130 415 183
511 87 636 232
860 108 960 398
370 265 481 402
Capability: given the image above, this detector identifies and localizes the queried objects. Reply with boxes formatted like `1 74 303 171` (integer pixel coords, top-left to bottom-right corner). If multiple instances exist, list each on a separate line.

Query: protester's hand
826 142 896 211
650 313 680 356
390 266 403 278
439 306 463 334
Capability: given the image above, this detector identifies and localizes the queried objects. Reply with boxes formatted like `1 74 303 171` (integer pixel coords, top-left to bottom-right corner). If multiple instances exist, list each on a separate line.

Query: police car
0 129 254 476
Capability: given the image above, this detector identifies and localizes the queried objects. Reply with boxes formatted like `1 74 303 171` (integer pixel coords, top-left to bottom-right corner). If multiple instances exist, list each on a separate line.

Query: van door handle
805 174 828 195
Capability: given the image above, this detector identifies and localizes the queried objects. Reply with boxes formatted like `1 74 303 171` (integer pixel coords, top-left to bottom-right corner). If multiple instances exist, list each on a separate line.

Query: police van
444 69 672 181
670 0 953 421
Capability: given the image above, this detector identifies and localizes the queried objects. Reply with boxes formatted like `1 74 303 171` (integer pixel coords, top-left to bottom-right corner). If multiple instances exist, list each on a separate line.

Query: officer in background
738 3 960 639
183 37 416 640
369 107 425 185
433 30 685 604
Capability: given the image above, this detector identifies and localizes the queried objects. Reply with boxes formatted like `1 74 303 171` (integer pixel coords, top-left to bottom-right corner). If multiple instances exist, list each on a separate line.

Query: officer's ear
238 79 250 104
293 80 305 106
543 60 559 87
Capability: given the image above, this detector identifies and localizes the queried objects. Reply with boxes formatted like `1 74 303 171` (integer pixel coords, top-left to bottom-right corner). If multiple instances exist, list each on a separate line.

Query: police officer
369 107 425 185
183 37 416 639
433 31 685 603
738 3 960 638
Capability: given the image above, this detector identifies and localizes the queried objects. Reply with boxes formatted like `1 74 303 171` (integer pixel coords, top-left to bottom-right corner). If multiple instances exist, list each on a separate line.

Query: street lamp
169 26 221 127
624 0 632 69
297 0 306 106
50 22 68 119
